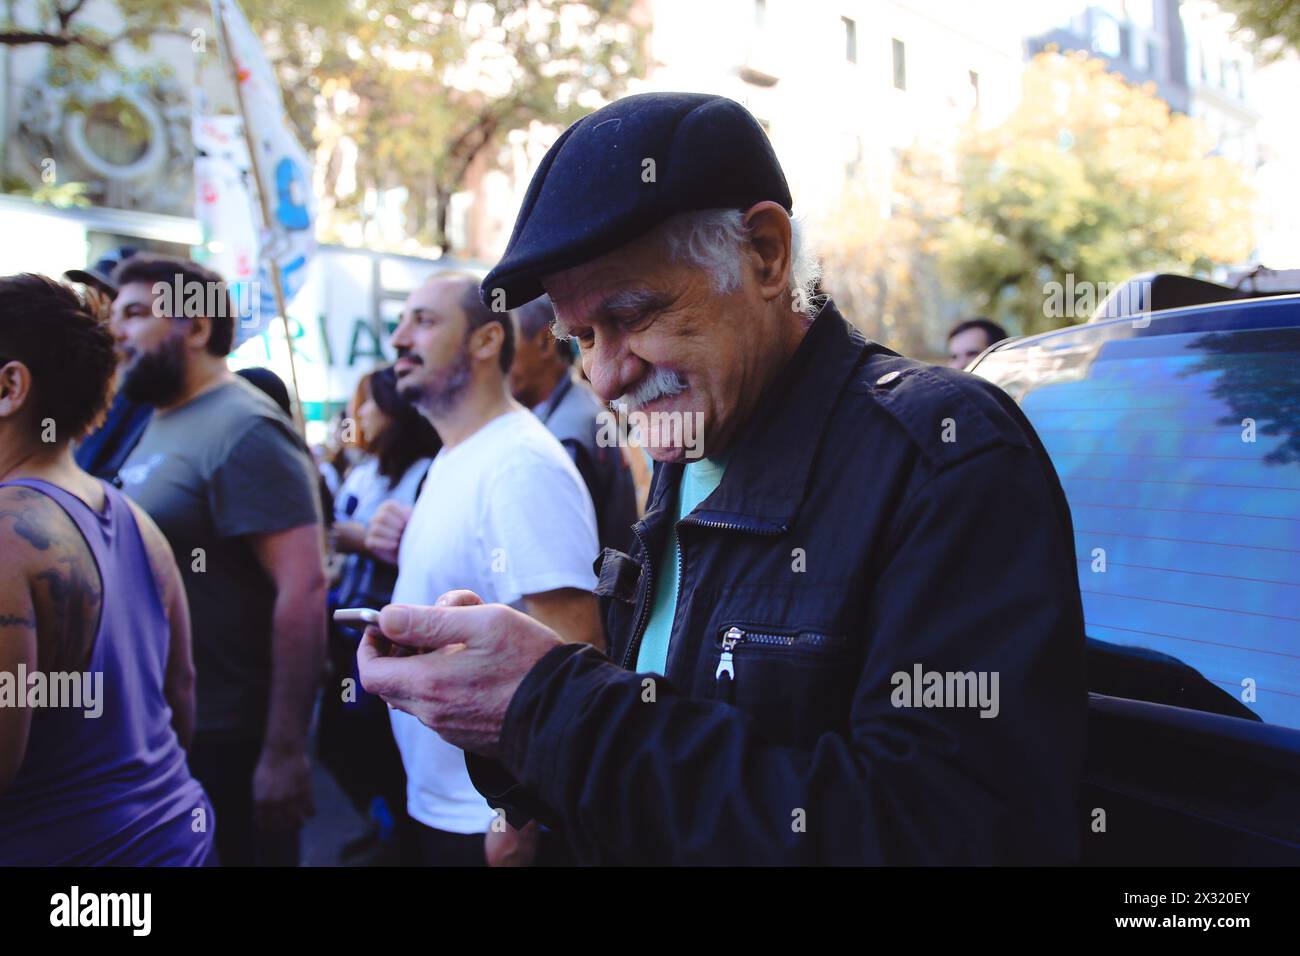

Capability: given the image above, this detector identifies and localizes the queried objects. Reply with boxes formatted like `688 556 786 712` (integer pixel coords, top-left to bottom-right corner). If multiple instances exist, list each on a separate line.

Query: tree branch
55 0 89 32
0 30 76 47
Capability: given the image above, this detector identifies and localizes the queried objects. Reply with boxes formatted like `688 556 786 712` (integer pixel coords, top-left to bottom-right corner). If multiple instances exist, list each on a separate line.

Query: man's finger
357 628 416 695
378 602 494 651
435 589 484 608
357 626 390 664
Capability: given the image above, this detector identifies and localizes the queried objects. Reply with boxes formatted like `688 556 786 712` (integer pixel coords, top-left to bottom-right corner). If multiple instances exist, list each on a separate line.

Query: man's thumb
436 589 484 608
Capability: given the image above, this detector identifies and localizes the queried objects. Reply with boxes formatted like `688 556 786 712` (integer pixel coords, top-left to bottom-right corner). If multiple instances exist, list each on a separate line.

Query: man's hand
329 520 368 556
253 745 315 832
485 820 541 867
356 590 563 757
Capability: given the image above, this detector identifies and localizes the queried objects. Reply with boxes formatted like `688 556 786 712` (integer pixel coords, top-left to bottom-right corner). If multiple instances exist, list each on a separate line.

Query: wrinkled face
947 327 993 369
109 280 190 405
542 229 789 463
390 277 474 416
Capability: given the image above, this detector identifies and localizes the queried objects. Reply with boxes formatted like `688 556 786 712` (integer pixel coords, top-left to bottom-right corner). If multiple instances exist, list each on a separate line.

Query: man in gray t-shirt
111 254 326 867
121 379 320 731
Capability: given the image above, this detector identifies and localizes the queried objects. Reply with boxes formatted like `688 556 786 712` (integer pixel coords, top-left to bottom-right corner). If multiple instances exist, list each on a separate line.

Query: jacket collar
533 372 573 424
642 298 870 535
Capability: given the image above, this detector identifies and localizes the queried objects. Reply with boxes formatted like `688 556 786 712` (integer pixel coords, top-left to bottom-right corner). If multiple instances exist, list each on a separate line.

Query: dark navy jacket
470 300 1086 864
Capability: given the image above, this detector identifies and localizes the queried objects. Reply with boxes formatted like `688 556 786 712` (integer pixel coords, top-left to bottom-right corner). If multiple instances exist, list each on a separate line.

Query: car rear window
975 316 1300 729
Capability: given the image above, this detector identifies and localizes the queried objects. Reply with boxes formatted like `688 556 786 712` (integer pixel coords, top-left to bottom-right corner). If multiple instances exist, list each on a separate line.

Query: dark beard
398 345 472 418
120 336 187 406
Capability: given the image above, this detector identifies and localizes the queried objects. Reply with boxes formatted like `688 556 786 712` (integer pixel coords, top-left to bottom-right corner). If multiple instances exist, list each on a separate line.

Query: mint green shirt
634 456 728 674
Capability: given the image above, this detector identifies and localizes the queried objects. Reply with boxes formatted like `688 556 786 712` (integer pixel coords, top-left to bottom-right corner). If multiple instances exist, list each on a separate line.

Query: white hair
613 366 687 413
658 208 822 317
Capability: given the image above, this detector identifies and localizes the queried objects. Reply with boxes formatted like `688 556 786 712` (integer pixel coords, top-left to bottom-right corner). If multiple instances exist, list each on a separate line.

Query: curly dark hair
111 253 236 357
0 273 118 442
366 365 442 487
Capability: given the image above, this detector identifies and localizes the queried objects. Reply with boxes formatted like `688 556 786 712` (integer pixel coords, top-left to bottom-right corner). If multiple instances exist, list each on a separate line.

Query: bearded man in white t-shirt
364 272 604 866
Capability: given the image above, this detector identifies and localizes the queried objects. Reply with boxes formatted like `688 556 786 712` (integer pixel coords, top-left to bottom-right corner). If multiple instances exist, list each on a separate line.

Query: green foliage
241 0 646 252
0 0 194 81
1217 0 1300 62
2 0 646 254
938 51 1256 336
1 174 92 208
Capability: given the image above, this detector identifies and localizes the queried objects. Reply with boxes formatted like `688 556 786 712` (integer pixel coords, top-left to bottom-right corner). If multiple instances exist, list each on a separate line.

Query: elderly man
358 92 1086 865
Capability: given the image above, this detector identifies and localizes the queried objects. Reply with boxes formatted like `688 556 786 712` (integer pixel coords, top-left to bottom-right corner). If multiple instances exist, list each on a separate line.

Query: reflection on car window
976 315 1300 729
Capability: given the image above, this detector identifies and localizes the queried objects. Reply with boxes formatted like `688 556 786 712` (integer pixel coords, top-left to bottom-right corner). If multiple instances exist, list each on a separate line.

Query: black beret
481 92 792 309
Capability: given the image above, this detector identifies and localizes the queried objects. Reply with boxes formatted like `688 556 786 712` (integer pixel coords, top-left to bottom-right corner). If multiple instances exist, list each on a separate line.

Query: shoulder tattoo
0 487 102 670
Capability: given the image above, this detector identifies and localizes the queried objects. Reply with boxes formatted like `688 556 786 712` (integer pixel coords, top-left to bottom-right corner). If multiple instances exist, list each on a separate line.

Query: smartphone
333 607 381 625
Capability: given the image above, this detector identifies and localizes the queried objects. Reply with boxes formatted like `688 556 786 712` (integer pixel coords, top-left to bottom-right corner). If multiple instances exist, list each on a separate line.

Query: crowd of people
0 249 642 865
0 91 1085 866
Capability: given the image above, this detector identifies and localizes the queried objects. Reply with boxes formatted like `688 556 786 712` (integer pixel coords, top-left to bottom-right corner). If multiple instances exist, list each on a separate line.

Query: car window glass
976 318 1300 729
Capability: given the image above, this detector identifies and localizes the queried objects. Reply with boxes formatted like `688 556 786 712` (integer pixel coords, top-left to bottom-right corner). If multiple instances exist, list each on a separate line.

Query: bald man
362 274 604 866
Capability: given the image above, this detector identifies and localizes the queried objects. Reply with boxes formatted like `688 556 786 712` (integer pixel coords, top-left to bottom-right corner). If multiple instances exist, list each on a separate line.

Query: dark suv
969 292 1300 864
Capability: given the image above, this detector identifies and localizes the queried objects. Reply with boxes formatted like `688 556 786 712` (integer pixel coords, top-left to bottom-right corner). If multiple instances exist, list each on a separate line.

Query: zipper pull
715 626 744 681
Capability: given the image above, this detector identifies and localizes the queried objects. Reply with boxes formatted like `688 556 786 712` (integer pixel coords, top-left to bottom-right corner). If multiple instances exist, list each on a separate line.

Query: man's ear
183 315 213 353
0 361 33 419
742 200 793 304
469 321 505 364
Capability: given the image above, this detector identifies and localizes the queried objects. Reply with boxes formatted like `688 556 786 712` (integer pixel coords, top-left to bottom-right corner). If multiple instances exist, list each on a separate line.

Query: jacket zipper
719 629 846 650
619 514 787 672
620 522 655 670
715 626 744 680
713 626 847 689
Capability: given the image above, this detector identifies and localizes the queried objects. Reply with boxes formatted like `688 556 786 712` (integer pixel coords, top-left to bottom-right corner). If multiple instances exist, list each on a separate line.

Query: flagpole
212 0 307 437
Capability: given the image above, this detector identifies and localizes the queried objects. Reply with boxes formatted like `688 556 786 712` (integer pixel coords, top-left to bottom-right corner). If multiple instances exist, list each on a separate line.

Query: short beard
120 336 187 406
399 343 472 418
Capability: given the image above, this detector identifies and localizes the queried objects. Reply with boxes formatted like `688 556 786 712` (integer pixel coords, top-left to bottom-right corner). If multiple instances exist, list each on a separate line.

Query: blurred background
2 0 1297 440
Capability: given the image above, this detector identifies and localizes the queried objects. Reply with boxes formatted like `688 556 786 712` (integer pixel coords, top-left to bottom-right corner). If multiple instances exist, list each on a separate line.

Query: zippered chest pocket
713 624 851 687
708 623 856 745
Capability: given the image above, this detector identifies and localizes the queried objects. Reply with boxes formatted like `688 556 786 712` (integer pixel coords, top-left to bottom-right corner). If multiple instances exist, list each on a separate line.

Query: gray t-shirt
118 378 321 736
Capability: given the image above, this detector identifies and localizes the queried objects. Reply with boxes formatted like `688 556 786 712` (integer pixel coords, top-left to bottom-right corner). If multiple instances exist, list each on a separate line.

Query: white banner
193 113 266 345
210 0 317 338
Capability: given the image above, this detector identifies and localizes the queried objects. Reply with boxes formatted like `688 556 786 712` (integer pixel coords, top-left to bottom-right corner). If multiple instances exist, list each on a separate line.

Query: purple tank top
0 478 214 865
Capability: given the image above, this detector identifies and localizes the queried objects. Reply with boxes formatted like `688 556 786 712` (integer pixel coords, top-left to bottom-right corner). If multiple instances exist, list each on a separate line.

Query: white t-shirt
389 408 599 834
334 455 430 526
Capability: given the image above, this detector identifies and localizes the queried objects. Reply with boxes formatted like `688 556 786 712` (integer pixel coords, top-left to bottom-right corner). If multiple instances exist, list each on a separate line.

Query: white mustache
613 368 686 413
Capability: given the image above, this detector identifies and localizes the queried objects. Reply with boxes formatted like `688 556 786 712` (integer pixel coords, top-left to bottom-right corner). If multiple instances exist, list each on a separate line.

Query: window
1091 13 1122 58
892 38 906 90
973 304 1300 729
842 16 857 64
754 0 766 28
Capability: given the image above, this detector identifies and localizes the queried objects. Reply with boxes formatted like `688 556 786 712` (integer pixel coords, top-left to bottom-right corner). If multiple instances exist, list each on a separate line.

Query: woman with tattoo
0 273 214 865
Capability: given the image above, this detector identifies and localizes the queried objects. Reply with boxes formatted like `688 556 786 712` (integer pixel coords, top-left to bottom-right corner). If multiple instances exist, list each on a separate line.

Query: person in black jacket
357 92 1086 865
510 294 639 552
